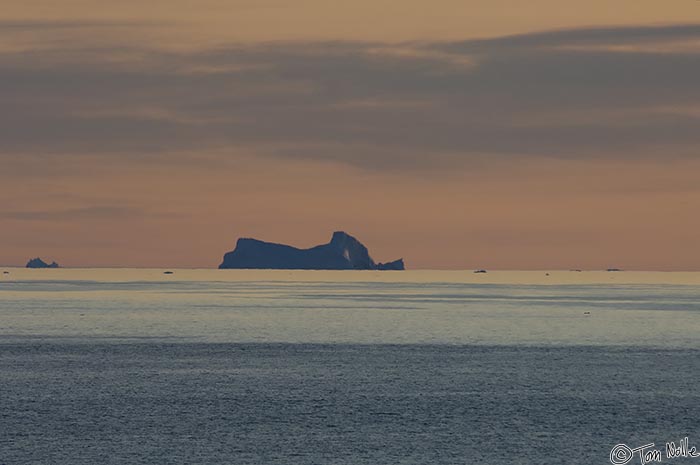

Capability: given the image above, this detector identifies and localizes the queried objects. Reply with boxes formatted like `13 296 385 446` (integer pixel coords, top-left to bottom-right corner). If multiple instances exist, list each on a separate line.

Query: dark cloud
440 23 700 52
1 23 698 170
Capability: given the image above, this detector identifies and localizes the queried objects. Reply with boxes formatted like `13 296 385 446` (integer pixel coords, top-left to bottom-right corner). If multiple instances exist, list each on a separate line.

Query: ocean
1 269 699 464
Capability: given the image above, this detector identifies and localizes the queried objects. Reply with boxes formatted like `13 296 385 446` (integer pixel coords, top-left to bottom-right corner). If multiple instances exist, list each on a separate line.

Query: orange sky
3 0 699 43
1 1 699 269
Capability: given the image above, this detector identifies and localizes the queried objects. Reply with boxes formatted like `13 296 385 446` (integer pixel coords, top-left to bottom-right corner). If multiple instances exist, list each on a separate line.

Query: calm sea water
1 270 700 464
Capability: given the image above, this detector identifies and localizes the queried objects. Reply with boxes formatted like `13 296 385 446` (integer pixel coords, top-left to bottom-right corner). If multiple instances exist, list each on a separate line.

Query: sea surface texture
1 270 699 464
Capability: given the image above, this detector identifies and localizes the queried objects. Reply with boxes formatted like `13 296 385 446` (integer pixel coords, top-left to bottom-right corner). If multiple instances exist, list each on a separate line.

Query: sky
1 0 699 269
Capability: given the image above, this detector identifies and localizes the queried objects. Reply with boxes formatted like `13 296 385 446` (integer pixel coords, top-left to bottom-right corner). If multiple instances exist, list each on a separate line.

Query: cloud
0 23 698 171
0 20 153 30
0 206 154 221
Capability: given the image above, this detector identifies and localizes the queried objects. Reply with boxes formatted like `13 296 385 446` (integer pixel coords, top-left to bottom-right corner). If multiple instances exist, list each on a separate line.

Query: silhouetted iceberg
219 231 405 270
376 259 405 271
26 258 59 268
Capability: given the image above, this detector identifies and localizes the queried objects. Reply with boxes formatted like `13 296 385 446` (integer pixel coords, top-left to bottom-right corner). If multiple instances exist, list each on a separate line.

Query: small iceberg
26 258 59 269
